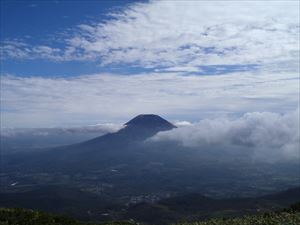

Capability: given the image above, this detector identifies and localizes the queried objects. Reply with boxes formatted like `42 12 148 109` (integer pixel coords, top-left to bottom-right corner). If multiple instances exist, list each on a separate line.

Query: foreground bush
177 212 300 225
0 208 136 225
1 205 300 225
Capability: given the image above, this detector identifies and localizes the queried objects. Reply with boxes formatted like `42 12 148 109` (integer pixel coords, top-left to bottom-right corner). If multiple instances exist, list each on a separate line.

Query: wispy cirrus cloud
1 70 298 127
0 40 96 61
1 1 299 73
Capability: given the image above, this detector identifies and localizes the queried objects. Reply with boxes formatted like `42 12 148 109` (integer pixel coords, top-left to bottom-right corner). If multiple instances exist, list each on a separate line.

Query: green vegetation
177 202 300 225
0 208 136 225
0 208 83 225
177 212 300 225
1 203 300 225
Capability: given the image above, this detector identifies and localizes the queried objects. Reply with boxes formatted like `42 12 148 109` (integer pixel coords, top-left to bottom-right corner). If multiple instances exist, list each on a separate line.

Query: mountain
125 114 176 130
49 114 177 171
3 114 177 171
79 114 176 146
2 114 299 209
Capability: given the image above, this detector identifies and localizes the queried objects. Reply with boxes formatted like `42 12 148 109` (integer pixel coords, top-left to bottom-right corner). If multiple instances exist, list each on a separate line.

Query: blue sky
1 0 281 77
0 0 299 127
1 0 145 76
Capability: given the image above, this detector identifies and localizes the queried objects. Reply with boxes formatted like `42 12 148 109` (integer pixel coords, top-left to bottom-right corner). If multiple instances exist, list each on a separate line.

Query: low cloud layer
1 123 121 137
151 109 300 161
1 71 298 127
1 123 122 151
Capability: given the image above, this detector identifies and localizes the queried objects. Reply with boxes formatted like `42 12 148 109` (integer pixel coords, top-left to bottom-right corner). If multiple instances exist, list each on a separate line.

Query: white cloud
151 109 300 161
78 0 299 69
0 123 123 150
1 70 298 127
1 123 122 138
173 121 193 127
1 1 299 72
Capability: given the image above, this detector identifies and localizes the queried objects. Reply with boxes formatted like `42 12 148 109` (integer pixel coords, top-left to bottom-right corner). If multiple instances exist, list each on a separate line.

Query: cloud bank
1 70 298 127
1 123 121 138
151 109 300 161
1 123 122 151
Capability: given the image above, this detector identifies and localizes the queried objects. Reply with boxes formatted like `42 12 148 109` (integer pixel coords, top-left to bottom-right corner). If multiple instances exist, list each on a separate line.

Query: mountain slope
3 114 177 172
83 114 176 144
2 114 299 209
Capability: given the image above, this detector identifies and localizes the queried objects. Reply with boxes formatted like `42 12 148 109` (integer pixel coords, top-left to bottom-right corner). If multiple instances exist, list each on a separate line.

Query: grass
176 212 300 225
0 208 137 225
1 204 300 225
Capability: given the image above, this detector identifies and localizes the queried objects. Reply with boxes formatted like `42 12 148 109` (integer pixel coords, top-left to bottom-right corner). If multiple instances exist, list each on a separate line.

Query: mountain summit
125 114 176 130
115 114 176 140
80 114 176 147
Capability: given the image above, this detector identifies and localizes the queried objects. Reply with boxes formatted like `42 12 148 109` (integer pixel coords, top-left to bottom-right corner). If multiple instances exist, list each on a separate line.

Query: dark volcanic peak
79 114 176 147
125 114 176 130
